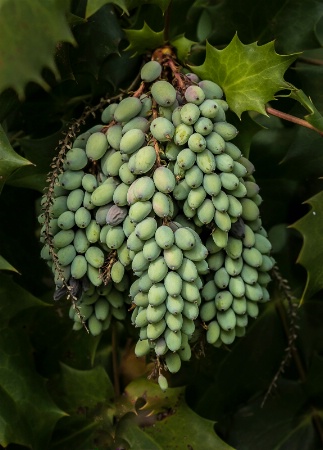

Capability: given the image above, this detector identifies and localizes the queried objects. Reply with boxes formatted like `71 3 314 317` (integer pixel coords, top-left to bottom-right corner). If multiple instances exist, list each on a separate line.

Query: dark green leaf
126 0 171 13
71 4 123 79
227 381 321 450
290 191 323 303
53 363 114 413
205 0 323 54
191 36 297 117
0 125 33 193
49 363 115 450
0 273 64 449
7 125 66 192
0 89 20 122
124 22 165 56
0 0 75 98
194 300 287 420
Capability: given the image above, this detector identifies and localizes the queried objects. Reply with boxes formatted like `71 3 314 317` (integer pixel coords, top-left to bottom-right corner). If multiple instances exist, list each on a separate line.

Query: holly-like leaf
0 255 19 273
49 363 115 449
0 125 33 194
85 0 129 17
72 3 123 79
124 22 165 56
290 191 323 303
0 274 64 449
7 125 66 193
290 89 323 132
85 0 171 17
116 378 232 449
191 35 297 117
0 0 75 98
171 35 197 64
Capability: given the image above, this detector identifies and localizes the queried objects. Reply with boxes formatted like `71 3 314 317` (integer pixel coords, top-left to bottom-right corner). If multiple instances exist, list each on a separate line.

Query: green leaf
126 0 171 13
0 273 64 449
85 0 129 17
85 0 171 17
117 378 232 449
54 363 114 414
49 363 115 450
290 191 323 303
0 254 20 274
72 3 123 79
0 0 75 98
0 255 19 273
0 125 33 193
171 35 197 64
289 89 323 132
124 22 165 56
194 300 287 420
191 35 297 117
227 381 321 450
7 125 66 192
203 0 323 54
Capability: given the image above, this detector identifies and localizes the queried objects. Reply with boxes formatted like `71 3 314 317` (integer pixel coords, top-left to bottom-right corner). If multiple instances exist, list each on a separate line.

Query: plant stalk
266 106 323 136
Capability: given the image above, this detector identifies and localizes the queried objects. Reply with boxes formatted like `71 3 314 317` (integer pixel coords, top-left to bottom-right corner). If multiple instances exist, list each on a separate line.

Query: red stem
266 106 323 137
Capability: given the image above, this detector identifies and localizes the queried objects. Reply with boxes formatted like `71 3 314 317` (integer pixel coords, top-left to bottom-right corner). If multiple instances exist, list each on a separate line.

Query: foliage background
1 0 323 448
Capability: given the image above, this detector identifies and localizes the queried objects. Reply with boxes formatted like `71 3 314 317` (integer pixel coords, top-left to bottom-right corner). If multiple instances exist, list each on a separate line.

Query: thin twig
266 106 323 136
261 265 300 408
112 321 121 397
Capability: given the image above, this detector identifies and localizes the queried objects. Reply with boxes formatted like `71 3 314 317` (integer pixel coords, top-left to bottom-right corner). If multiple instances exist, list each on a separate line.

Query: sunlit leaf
191 35 297 117
171 35 197 64
116 378 233 449
124 22 165 56
289 89 323 132
0 255 19 273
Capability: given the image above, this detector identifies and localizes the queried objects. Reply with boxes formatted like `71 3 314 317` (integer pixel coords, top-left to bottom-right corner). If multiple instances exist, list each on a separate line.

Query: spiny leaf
0 255 19 273
171 35 197 64
117 378 233 450
289 89 323 132
85 0 171 18
0 274 64 450
0 125 33 194
85 0 129 17
124 22 165 56
191 35 297 117
0 0 75 98
290 191 323 304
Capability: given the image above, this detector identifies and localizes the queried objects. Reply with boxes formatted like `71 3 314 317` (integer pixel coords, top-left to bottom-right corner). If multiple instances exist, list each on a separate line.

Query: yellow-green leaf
290 191 323 303
290 89 323 132
171 35 197 64
191 35 297 117
124 22 165 56
0 255 19 273
117 378 233 449
0 125 33 193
